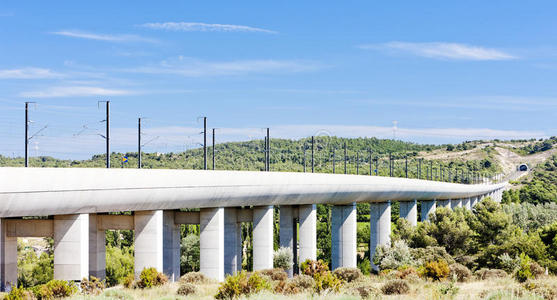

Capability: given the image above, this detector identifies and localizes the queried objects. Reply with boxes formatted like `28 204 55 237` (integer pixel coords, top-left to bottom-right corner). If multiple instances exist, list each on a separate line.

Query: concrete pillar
253 206 274 271
162 211 180 282
370 201 391 271
399 200 417 226
462 198 471 210
134 210 163 278
450 199 462 209
224 208 242 275
437 199 451 209
200 207 224 281
421 200 436 222
54 214 89 281
0 219 17 291
89 214 106 280
331 203 357 270
298 204 316 263
279 205 296 277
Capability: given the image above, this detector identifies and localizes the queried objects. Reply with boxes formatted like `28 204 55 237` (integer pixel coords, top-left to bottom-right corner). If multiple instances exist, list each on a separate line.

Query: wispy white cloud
139 22 277 34
361 42 516 61
0 67 64 79
20 86 136 98
124 57 322 77
51 30 157 43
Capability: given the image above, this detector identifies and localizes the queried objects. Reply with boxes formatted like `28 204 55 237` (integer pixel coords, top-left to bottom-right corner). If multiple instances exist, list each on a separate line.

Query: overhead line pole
311 136 314 173
267 128 270 171
344 142 347 174
332 148 336 174
213 128 216 170
138 118 142 169
369 149 372 176
24 102 31 167
203 117 207 170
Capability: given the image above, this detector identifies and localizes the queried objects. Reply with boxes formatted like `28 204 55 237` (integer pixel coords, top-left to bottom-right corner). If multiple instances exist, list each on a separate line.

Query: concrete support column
370 201 391 271
253 206 274 271
89 214 106 280
421 200 436 222
134 210 163 278
437 199 451 209
0 219 17 291
450 199 462 210
298 204 316 263
462 198 471 210
162 211 180 282
200 208 224 281
331 203 357 270
224 208 242 276
54 214 89 281
279 205 296 277
399 200 418 226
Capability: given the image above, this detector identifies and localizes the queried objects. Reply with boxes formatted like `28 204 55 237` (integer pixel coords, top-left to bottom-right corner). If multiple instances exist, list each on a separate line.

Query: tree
181 235 200 274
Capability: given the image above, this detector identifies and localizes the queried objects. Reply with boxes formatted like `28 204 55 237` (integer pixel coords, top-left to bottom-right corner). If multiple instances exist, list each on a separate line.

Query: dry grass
64 275 556 300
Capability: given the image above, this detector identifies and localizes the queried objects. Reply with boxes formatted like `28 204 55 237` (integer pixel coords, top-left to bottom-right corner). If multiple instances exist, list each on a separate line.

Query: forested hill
0 137 501 179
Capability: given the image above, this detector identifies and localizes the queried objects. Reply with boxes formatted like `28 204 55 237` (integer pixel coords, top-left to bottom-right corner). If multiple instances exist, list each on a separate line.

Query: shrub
397 266 420 282
332 267 362 282
410 246 455 266
516 253 534 283
499 253 520 274
260 268 287 281
357 257 371 275
179 272 208 284
313 272 342 294
381 279 410 295
181 234 200 273
437 281 459 296
214 271 271 299
288 274 314 291
474 268 508 280
122 274 134 289
4 286 34 300
523 280 557 300
80 276 105 295
449 263 472 282
136 267 168 289
300 259 329 278
105 245 134 287
373 240 416 270
353 285 380 299
34 279 78 299
273 247 293 270
530 261 545 278
176 283 197 296
422 260 450 281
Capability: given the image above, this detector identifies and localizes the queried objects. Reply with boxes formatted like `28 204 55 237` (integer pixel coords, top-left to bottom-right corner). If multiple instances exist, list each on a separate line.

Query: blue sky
1 1 556 159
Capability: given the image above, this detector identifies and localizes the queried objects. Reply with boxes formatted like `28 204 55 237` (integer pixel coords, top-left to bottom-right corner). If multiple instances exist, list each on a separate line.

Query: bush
4 286 34 300
373 240 416 270
273 247 293 270
300 259 329 278
176 283 197 296
499 253 521 274
410 246 455 266
260 268 287 281
422 260 450 281
437 281 459 296
449 263 472 282
105 245 134 287
181 235 200 273
523 280 557 300
332 267 362 282
381 279 410 295
136 267 168 289
34 279 78 299
353 285 380 299
179 272 208 284
288 274 314 291
214 271 271 299
397 266 420 282
530 261 545 278
357 257 371 275
123 274 134 289
516 253 534 283
313 272 342 294
474 268 508 280
80 276 105 295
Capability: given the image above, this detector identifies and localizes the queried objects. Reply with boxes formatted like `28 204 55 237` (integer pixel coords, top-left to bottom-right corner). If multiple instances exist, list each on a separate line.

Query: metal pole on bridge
344 142 347 174
332 148 336 174
203 117 207 170
266 128 270 172
138 118 142 169
369 149 372 176
213 128 216 170
24 102 30 167
311 136 314 173
356 152 359 175
405 155 408 178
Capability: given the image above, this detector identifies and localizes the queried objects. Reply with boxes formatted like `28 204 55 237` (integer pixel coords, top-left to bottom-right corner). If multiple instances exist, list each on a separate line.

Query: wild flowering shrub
260 268 288 281
135 267 168 289
421 260 450 281
332 267 362 282
180 272 209 284
381 279 410 295
214 271 271 299
300 259 329 277
373 240 416 270
176 283 197 296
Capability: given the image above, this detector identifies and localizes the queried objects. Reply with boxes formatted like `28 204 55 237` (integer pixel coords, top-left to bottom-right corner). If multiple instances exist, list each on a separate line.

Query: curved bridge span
0 167 506 290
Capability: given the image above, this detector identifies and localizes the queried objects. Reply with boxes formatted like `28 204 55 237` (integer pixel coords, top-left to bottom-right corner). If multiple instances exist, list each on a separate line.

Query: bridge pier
89 214 106 280
331 203 357 270
437 199 451 209
0 219 17 291
253 206 274 271
279 205 296 276
462 198 471 210
370 201 391 271
53 214 89 281
200 207 225 281
450 199 462 210
133 210 180 282
224 208 242 276
399 200 417 226
421 200 436 222
298 204 316 264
